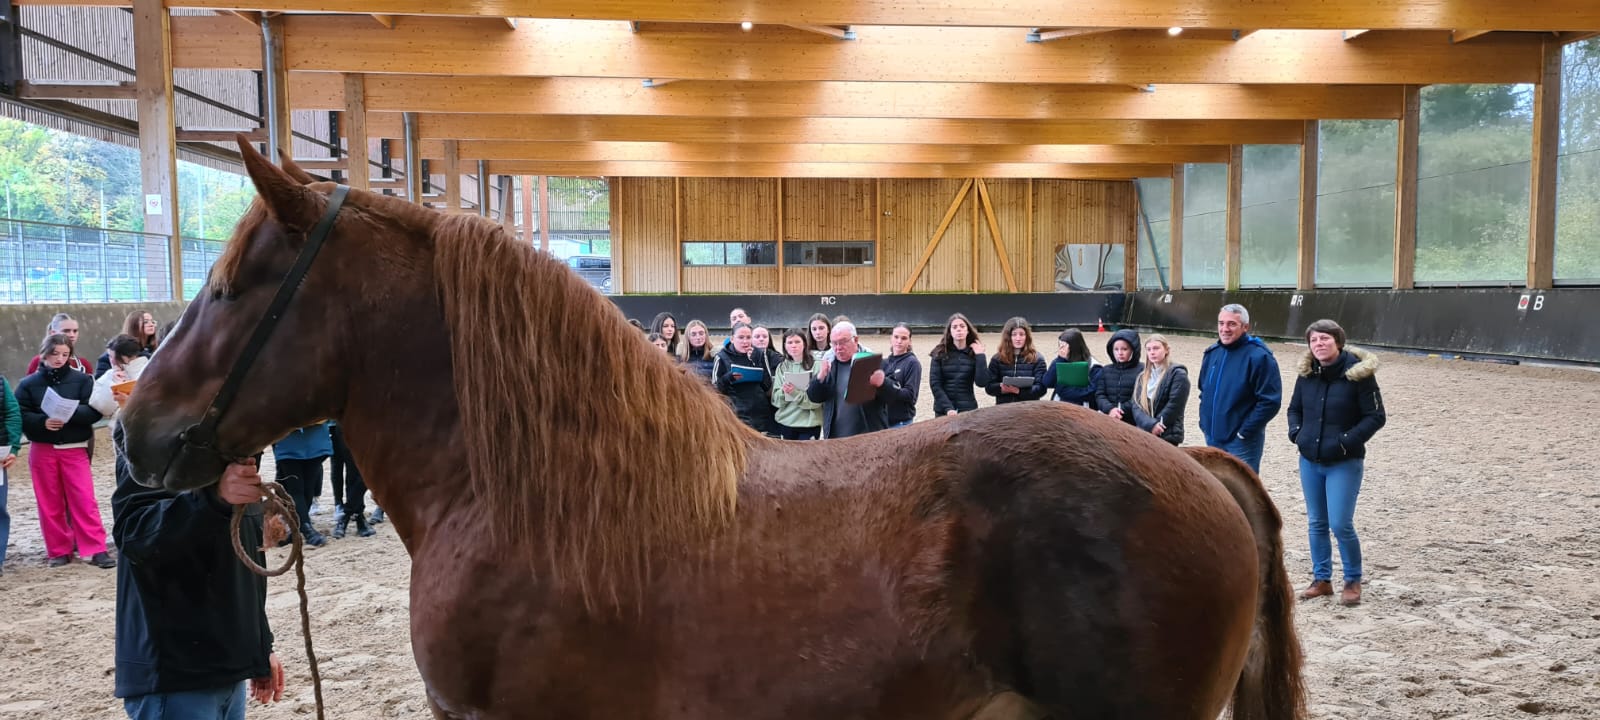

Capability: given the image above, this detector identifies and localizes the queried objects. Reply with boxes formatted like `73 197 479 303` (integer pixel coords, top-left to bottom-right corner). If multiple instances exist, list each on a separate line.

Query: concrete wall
0 301 188 381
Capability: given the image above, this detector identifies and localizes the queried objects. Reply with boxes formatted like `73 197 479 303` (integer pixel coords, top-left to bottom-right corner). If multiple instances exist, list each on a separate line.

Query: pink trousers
28 443 107 558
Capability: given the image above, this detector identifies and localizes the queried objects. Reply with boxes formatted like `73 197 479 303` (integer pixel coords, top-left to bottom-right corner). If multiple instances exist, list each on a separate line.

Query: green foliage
0 117 256 239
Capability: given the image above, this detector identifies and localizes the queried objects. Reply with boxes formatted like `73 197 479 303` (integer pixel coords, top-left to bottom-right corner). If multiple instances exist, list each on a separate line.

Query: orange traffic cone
1097 318 1106 333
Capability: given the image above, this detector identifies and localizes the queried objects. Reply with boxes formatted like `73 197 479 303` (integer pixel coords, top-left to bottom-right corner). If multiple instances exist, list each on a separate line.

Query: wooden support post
403 112 421 202
342 74 368 191
974 179 1019 292
1225 145 1243 291
1124 180 1139 291
476 161 490 217
442 139 461 212
501 176 517 229
1297 120 1319 290
900 179 973 294
1394 85 1420 289
775 177 785 294
259 13 291 162
1170 164 1185 290
520 174 535 244
538 175 550 253
610 177 622 293
1528 41 1560 289
133 0 179 300
674 177 683 294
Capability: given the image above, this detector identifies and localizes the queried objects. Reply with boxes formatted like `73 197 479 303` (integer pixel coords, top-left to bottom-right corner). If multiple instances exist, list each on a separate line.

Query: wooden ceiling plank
28 1 1600 31
478 161 1172 179
446 140 1232 164
1451 29 1495 43
286 74 1405 120
169 18 1545 85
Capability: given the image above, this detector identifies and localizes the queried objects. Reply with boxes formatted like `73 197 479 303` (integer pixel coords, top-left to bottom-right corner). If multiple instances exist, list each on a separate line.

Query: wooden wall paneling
614 177 677 294
785 267 876 295
782 178 873 295
887 179 975 293
975 178 1026 292
1025 178 1034 292
875 179 883 293
609 176 621 292
970 184 979 291
776 178 784 294
682 267 780 294
1031 180 1137 292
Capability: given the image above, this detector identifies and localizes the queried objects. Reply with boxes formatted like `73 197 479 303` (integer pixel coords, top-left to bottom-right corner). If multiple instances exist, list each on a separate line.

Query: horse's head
120 137 435 492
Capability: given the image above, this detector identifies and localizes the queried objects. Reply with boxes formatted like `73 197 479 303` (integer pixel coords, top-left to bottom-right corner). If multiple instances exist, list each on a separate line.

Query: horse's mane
430 213 746 607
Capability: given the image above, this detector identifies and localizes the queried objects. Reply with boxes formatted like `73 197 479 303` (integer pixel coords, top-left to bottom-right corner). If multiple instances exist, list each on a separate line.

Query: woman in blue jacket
1288 320 1386 607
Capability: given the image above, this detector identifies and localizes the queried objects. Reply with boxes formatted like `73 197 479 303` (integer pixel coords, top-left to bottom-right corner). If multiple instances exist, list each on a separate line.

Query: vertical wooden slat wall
614 177 677 293
681 178 779 293
612 176 1138 295
784 179 876 294
1030 180 1137 292
976 179 1030 292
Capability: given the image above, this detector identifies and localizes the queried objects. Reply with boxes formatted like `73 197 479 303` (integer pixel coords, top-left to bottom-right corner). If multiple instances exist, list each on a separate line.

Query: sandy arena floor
1 330 1597 719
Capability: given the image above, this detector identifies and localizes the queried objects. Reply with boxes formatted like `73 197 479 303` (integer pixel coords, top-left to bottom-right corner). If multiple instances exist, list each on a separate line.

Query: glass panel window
1316 120 1398 286
782 241 875 266
1181 163 1227 288
1240 145 1300 287
682 242 778 266
1556 39 1600 284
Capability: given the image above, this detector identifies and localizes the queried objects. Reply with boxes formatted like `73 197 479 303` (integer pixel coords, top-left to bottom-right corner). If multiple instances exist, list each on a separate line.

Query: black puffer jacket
713 345 776 434
1094 329 1144 423
1288 347 1386 463
928 346 991 415
985 352 1048 404
1129 364 1190 445
15 364 102 445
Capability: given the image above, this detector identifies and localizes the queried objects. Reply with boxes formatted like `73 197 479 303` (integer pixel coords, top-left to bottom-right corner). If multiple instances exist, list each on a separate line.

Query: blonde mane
430 214 747 607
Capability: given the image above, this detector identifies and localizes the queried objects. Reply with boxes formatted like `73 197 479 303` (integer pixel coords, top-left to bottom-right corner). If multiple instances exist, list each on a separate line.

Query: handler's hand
1 454 15 470
249 653 285 704
44 418 64 431
219 460 265 505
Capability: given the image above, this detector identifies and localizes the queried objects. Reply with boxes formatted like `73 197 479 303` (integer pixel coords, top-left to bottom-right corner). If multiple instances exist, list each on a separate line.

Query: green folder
1055 361 1091 387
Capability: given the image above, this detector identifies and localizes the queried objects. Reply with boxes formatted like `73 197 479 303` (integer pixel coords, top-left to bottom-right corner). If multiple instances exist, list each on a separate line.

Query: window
682 242 777 266
1181 163 1228 288
783 241 875 266
1240 145 1301 287
1316 120 1398 287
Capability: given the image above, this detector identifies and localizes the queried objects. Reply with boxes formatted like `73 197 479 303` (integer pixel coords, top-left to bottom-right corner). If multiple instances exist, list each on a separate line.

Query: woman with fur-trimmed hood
1287 319 1386 609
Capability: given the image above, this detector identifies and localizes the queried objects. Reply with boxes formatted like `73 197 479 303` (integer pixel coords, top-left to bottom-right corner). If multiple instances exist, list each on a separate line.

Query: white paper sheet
42 386 80 423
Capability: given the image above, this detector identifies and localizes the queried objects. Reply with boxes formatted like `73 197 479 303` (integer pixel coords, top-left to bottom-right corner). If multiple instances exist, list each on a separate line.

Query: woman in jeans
1288 319 1386 607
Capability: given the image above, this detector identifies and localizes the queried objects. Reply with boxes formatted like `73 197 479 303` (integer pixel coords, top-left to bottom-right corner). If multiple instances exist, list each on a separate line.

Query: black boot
354 513 375 538
300 522 327 548
332 511 351 539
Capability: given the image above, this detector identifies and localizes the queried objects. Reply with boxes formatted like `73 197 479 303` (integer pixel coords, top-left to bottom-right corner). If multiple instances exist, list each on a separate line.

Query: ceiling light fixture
741 21 753 31
1167 27 1184 36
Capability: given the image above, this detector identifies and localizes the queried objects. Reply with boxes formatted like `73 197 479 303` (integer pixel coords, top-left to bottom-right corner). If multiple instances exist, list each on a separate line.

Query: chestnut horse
119 142 1305 720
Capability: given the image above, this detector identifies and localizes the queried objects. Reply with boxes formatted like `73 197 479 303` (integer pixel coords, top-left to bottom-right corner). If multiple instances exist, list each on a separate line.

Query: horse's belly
407 547 990 719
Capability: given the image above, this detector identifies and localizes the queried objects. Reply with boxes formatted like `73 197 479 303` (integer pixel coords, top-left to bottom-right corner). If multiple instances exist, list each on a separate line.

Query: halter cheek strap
174 184 350 463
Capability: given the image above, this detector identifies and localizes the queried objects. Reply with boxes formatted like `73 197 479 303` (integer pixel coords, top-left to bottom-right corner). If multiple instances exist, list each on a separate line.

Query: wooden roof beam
370 14 394 28
788 24 854 40
1451 29 1495 43
480 161 1174 180
168 18 1546 85
14 80 137 100
31 1 1600 31
1558 31 1600 45
445 141 1234 165
1027 28 1117 43
360 114 1308 146
1343 29 1371 40
286 75 1407 120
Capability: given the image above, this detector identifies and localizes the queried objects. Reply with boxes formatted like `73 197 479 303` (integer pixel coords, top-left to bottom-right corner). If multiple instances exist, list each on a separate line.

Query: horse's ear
237 134 321 231
277 149 318 185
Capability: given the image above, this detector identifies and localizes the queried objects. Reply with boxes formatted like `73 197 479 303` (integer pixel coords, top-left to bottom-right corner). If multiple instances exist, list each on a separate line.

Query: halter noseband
172 184 350 468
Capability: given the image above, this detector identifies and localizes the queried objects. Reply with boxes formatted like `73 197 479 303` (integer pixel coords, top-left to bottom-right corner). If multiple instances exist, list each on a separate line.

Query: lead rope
230 480 326 720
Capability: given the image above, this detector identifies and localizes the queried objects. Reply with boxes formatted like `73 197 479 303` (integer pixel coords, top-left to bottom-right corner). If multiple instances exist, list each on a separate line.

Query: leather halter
171 184 350 468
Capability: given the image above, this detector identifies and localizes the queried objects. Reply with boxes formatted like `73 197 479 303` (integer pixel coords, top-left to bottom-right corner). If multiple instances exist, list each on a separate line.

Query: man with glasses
806 321 892 439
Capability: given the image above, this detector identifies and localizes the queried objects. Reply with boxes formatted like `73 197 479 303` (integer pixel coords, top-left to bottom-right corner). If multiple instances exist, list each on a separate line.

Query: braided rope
230 480 325 720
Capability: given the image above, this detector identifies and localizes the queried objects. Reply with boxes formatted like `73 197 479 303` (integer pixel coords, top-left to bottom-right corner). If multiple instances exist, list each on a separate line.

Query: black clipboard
844 353 884 404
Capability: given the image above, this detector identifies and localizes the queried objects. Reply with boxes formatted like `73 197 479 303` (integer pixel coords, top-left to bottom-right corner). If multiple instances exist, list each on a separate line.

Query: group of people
638 303 1387 607
0 310 375 718
0 310 162 575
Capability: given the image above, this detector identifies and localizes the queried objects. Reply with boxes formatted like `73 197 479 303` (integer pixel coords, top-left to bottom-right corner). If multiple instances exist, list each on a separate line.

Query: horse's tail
1183 447 1308 720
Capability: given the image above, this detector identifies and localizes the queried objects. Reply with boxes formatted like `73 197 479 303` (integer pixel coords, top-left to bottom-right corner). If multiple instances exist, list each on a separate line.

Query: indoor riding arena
0 2 1598 719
